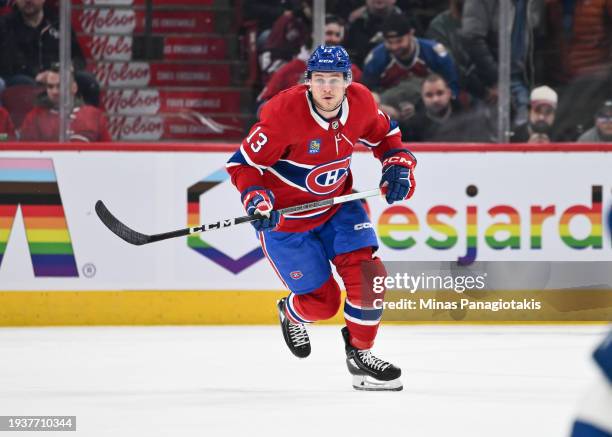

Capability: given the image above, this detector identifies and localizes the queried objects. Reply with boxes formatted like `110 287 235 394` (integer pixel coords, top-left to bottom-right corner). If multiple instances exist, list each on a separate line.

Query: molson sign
90 62 231 88
0 159 78 277
73 9 215 34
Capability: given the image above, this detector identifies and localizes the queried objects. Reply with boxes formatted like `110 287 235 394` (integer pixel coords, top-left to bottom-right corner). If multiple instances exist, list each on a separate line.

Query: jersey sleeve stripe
358 138 382 147
386 126 401 137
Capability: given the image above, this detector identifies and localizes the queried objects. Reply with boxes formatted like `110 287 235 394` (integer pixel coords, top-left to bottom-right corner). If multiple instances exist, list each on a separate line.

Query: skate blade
352 375 403 392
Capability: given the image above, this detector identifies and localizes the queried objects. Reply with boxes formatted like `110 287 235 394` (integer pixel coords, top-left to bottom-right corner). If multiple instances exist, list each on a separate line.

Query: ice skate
277 298 311 358
341 327 402 391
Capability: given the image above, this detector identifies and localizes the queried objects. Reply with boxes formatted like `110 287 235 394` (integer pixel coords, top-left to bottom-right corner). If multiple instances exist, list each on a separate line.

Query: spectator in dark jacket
460 0 544 126
426 0 486 100
578 100 612 143
401 73 464 141
344 0 403 68
0 0 100 106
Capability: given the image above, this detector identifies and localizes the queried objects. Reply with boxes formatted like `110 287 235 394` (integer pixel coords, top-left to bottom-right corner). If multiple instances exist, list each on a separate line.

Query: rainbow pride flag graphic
0 158 78 277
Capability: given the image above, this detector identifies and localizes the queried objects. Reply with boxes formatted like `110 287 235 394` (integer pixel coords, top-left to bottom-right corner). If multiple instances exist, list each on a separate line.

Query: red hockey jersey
226 82 407 233
20 105 112 142
0 107 16 141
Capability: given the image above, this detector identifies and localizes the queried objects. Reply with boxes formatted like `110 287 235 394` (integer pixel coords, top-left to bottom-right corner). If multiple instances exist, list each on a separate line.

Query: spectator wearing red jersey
0 106 16 140
258 1 312 85
20 65 111 142
257 15 362 106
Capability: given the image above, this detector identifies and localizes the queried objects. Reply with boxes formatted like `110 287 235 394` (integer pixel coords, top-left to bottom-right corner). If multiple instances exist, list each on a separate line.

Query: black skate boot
341 327 402 391
277 298 311 358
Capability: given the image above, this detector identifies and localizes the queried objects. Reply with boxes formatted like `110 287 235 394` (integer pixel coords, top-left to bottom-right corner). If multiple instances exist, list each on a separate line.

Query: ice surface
0 325 607 437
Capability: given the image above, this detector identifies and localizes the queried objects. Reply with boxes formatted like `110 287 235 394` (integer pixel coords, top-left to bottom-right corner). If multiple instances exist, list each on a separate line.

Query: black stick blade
95 200 151 246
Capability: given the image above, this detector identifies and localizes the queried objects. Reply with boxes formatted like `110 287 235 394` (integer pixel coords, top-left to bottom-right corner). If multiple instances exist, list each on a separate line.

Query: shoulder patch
433 43 448 57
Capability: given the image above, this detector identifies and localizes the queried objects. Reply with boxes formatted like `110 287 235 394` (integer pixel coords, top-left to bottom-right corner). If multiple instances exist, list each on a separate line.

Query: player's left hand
379 151 416 204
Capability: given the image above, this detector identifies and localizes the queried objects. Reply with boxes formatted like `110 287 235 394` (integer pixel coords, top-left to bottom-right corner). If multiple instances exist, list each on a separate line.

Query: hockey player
226 45 416 391
571 331 612 436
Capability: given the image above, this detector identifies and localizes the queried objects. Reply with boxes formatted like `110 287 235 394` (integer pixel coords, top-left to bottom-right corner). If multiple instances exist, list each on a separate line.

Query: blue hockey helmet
306 45 352 83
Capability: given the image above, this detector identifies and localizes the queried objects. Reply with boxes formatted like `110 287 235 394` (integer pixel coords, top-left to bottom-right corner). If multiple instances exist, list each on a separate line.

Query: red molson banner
79 35 228 61
90 62 231 87
73 9 216 34
107 115 245 140
101 89 242 114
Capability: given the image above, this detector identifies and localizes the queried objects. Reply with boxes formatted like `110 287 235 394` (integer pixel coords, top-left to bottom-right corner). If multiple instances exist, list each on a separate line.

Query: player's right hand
242 187 281 231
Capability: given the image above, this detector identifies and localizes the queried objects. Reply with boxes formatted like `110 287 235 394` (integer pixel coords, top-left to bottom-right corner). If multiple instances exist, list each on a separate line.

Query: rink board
0 144 611 325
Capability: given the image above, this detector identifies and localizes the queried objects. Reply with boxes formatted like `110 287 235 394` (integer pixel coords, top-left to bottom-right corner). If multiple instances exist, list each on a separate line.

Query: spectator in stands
401 73 463 141
258 1 312 85
362 14 459 122
344 0 403 68
0 0 100 106
578 100 612 143
327 0 367 22
542 0 612 142
20 65 111 142
459 0 544 126
0 106 16 140
511 86 560 143
397 0 449 32
245 0 288 48
0 0 12 17
257 15 362 105
426 0 487 100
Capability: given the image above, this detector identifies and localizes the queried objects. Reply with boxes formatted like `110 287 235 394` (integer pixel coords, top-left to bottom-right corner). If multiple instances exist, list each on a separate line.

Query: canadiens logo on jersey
290 271 303 280
308 139 321 154
305 156 351 195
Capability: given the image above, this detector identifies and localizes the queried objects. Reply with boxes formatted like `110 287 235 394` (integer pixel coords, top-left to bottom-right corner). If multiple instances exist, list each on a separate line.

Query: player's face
309 72 346 113
324 23 344 45
596 111 612 137
384 33 414 59
529 104 555 127
422 79 451 115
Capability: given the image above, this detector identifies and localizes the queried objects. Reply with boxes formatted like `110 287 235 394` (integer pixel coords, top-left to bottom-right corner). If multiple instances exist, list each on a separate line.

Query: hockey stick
95 188 382 246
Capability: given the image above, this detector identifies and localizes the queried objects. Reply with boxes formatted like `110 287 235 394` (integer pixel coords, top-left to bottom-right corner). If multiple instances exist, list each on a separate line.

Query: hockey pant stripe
344 298 383 322
286 293 314 324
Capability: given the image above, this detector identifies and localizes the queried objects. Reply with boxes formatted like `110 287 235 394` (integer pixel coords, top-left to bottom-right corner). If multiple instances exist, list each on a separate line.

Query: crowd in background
0 0 108 142
247 0 612 144
0 0 611 143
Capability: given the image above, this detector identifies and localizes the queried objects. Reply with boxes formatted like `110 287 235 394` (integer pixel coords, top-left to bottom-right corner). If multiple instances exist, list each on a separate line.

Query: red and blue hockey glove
242 187 281 231
379 150 416 204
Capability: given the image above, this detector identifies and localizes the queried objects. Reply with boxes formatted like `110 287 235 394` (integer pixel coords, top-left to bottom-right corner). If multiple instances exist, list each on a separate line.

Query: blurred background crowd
0 0 610 144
